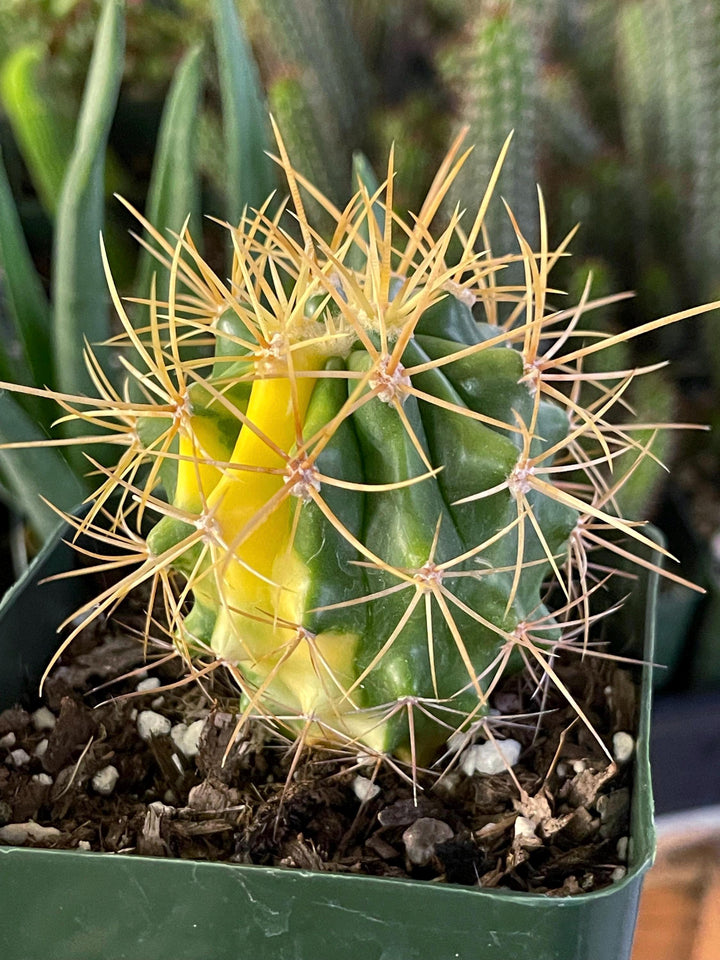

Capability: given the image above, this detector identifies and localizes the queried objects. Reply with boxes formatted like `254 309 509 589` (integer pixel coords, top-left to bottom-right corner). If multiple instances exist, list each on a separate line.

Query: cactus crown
3 128 710 773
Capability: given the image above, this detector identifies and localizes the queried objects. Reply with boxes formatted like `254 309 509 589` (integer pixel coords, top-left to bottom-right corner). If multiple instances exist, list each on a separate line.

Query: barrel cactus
12 131 712 769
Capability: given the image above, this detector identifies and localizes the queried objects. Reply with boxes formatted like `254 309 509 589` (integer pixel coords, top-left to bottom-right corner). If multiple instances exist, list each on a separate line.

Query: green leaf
352 151 381 203
52 0 125 400
134 43 203 312
0 42 74 217
212 0 275 226
0 391 87 542
0 146 53 397
346 151 383 271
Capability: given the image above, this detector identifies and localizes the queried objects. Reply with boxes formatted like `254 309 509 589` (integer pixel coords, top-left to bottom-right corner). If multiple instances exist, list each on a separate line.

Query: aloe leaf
134 43 203 312
52 0 125 401
0 146 53 397
0 42 74 218
212 0 275 226
0 391 87 541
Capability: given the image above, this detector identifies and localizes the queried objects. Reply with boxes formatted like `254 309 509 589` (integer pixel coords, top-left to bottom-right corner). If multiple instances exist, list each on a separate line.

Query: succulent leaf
52 0 125 401
0 42 73 218
134 44 203 315
212 0 275 225
0 147 52 396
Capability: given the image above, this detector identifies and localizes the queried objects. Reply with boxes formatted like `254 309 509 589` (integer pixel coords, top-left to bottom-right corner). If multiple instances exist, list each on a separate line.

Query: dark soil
0 597 639 896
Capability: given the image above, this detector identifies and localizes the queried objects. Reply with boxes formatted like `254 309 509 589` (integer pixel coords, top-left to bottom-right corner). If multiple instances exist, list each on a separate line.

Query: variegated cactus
5 131 713 768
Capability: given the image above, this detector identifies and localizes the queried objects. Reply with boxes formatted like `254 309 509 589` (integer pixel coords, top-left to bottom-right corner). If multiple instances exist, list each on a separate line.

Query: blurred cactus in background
246 0 370 212
616 0 720 374
437 0 542 257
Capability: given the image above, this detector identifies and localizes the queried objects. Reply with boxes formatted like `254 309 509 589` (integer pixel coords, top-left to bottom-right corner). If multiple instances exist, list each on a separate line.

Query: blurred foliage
0 0 274 540
0 0 206 90
1 0 719 546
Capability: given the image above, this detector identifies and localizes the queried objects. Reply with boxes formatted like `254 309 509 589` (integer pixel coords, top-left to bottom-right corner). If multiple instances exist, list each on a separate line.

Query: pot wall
0 844 646 960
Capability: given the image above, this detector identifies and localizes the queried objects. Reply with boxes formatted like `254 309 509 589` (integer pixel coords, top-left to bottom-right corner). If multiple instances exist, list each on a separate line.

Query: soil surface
0 595 639 895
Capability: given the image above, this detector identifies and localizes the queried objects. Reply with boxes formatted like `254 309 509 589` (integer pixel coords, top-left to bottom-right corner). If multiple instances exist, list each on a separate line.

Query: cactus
563 258 678 521
4 128 713 770
267 74 340 232
616 0 720 367
437 0 541 257
2 0 717 727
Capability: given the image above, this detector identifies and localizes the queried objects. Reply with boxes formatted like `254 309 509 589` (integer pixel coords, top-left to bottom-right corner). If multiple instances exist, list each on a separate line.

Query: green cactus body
144 276 578 762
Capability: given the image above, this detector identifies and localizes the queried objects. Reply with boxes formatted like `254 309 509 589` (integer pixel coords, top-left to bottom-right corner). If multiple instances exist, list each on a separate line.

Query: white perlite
186 719 206 754
352 776 381 803
7 748 31 768
616 836 629 862
31 707 56 731
0 821 61 845
170 724 187 756
31 773 53 787
92 765 120 796
612 731 634 764
34 738 48 758
136 676 161 693
353 752 376 769
170 719 205 758
460 738 522 776
0 732 16 749
137 710 172 741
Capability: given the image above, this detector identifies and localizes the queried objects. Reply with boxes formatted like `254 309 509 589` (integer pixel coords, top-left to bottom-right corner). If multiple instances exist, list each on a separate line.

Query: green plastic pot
0 521 660 960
